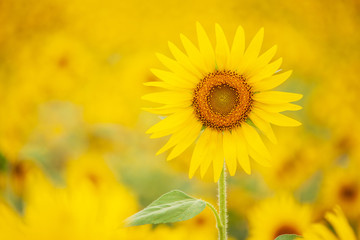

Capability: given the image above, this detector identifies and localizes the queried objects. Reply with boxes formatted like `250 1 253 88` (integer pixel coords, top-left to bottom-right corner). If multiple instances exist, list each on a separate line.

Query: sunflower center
193 70 253 131
208 84 239 116
273 225 301 239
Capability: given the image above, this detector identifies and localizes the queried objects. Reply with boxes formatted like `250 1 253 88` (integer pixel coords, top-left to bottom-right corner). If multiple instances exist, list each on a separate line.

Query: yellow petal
212 131 224 182
223 131 237 176
253 70 292 91
167 120 202 160
241 123 271 160
215 23 230 70
256 102 303 112
325 206 356 240
142 91 192 105
200 130 217 178
303 225 333 240
144 81 180 90
156 117 200 155
229 25 245 71
189 128 212 178
249 112 277 144
248 58 282 82
156 131 185 155
240 28 264 72
253 91 303 104
146 108 193 134
150 117 191 138
253 108 302 127
180 34 208 73
142 104 188 115
168 41 204 78
246 45 277 76
150 68 195 89
233 128 251 174
196 22 216 72
247 145 271 167
156 53 198 84
308 224 338 240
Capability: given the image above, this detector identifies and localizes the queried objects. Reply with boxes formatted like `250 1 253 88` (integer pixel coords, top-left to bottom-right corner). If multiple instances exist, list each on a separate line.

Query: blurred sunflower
247 194 313 240
144 22 302 181
0 154 220 240
0 156 150 240
301 206 356 240
256 128 328 192
318 166 360 220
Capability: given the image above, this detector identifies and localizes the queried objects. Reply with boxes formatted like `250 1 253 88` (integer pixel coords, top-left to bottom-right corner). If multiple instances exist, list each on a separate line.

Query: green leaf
125 190 206 226
275 234 303 240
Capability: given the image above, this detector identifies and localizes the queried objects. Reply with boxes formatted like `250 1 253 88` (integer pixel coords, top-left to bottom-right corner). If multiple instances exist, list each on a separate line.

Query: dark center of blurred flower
273 224 301 239
339 183 358 202
12 162 26 180
192 70 253 131
87 173 100 187
58 56 69 68
195 216 206 226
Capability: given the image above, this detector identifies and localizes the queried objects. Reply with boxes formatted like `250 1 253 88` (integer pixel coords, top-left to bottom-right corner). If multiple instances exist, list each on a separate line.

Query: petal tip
196 21 204 31
188 170 196 179
215 23 222 30
243 167 251 175
295 121 302 126
166 155 174 161
155 149 164 156
228 169 236 177
149 134 159 139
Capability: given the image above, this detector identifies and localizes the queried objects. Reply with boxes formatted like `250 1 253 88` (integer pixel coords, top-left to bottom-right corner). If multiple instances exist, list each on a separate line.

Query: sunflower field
1 0 360 239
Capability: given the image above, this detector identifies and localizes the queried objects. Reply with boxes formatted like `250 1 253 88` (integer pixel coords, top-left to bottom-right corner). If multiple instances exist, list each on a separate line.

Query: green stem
218 164 227 240
206 202 224 236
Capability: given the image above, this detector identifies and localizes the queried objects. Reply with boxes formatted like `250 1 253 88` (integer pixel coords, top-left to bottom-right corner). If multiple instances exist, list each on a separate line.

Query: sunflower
301 206 356 240
143 23 302 181
318 166 360 220
247 194 313 240
257 127 328 192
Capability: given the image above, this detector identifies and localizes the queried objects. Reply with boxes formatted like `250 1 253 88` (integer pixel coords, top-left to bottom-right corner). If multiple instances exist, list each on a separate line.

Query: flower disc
193 70 253 131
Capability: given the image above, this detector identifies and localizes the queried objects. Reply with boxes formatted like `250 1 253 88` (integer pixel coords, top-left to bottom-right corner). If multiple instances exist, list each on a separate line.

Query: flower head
247 194 313 240
143 22 302 181
301 206 356 240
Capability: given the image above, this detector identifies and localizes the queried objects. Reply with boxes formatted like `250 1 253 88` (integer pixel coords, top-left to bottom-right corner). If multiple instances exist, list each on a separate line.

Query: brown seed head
192 70 253 131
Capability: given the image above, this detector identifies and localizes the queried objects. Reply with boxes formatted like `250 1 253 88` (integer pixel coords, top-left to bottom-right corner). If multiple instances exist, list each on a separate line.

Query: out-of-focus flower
247 194 313 240
0 155 147 240
22 157 140 240
256 127 329 192
0 154 221 240
301 206 356 240
72 51 152 126
7 160 41 198
144 22 302 181
318 166 360 220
